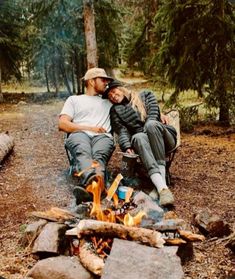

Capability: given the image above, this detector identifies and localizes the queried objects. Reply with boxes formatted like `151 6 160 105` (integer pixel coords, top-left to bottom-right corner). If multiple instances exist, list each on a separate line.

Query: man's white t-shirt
60 95 112 137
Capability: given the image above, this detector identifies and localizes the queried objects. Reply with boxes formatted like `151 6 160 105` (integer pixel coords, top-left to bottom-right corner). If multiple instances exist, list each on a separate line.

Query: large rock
32 222 68 256
101 238 184 279
27 256 94 279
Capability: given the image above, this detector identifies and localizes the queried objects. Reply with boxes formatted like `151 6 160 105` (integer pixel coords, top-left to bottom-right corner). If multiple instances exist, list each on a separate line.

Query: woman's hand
126 148 135 154
161 113 169 125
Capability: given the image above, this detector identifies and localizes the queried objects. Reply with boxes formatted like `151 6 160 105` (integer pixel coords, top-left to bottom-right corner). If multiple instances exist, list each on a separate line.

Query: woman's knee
145 120 162 133
132 132 145 144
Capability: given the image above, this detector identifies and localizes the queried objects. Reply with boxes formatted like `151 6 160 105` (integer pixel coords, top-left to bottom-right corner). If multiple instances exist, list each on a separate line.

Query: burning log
0 133 14 164
75 219 165 248
79 238 105 276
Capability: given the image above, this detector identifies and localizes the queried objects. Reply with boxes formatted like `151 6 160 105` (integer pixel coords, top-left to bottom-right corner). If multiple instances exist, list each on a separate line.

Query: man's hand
92 126 107 133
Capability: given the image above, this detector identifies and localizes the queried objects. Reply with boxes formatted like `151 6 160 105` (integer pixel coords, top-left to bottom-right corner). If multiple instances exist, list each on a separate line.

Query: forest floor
0 92 234 278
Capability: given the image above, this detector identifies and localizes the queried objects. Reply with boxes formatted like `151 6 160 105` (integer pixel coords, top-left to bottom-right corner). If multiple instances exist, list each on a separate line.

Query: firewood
0 133 14 163
178 230 205 242
31 207 77 222
164 238 187 245
76 219 165 248
79 238 105 276
142 219 186 231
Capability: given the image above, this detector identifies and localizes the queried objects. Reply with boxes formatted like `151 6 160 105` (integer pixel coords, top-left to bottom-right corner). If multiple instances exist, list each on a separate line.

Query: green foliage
95 0 123 69
154 0 235 124
0 0 23 81
119 0 159 73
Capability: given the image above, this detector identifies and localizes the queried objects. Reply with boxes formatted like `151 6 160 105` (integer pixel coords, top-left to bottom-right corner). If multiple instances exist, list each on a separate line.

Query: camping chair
165 109 181 185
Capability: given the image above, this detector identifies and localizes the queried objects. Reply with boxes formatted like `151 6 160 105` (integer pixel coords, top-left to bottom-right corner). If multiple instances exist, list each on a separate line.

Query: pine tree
155 0 235 124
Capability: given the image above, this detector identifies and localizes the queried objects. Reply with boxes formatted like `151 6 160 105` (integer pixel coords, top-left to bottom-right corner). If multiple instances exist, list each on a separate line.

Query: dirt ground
0 98 234 279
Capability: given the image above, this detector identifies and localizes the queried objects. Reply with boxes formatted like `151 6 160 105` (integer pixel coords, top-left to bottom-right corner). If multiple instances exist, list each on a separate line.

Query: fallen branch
76 219 165 248
178 230 205 242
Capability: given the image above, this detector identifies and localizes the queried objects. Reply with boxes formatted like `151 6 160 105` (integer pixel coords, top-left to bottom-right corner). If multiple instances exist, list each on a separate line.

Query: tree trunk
0 65 2 94
59 59 72 95
219 95 230 125
83 0 98 68
52 58 59 94
71 60 76 95
44 62 50 93
73 48 81 94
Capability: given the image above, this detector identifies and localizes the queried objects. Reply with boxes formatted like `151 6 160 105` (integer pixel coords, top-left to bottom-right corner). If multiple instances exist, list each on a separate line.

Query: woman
103 80 177 206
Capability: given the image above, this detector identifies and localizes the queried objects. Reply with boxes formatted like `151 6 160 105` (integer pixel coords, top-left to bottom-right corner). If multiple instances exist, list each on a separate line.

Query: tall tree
83 0 98 68
0 0 23 94
155 0 235 124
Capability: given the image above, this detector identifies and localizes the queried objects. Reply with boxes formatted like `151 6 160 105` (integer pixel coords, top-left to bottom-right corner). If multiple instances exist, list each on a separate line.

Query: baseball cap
102 79 124 99
82 67 113 81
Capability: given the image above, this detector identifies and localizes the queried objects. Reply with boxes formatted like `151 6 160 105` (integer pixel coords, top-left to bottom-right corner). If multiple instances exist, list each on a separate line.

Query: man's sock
150 172 168 194
159 165 166 185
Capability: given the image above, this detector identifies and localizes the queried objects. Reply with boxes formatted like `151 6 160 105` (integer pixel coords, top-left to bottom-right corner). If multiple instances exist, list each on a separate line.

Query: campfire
26 165 206 278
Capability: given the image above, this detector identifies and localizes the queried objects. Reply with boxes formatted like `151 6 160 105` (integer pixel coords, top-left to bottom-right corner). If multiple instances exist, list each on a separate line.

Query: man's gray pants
131 120 176 176
65 132 114 183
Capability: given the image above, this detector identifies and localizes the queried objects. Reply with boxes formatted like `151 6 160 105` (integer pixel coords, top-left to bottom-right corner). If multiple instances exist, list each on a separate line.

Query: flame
124 211 146 227
86 176 104 220
86 172 145 227
74 161 100 177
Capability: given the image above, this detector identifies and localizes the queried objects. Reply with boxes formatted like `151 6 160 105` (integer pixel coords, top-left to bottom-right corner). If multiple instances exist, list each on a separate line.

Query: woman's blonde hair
118 87 147 121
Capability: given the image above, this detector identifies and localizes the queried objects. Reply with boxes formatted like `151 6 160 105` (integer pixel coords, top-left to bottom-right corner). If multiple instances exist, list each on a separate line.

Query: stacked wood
79 238 105 276
68 219 165 248
0 133 14 163
31 207 77 223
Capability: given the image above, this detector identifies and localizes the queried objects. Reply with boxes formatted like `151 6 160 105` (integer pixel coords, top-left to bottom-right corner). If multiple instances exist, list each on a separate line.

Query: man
59 67 115 204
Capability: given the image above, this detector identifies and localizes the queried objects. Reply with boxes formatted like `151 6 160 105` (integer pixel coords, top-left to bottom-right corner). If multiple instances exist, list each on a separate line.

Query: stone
101 238 184 279
21 219 47 247
32 222 68 257
131 191 164 222
27 256 94 279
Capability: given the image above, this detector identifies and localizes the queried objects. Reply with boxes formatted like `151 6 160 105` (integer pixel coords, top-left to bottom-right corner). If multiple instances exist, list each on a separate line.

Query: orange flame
124 211 146 227
74 161 100 177
86 172 145 227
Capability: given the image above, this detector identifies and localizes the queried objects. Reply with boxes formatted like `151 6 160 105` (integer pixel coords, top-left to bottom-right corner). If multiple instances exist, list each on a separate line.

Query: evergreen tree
0 0 23 93
155 0 235 124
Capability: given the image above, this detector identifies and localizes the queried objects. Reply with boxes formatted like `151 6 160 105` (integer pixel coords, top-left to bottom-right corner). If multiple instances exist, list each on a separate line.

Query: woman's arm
142 91 161 121
110 108 132 152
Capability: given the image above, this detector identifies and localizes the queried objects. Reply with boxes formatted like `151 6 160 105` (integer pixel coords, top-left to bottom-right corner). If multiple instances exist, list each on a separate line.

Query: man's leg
91 134 115 178
65 132 93 172
65 132 95 204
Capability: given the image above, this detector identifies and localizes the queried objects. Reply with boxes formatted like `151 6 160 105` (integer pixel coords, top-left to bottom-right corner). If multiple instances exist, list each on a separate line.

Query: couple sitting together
58 67 177 207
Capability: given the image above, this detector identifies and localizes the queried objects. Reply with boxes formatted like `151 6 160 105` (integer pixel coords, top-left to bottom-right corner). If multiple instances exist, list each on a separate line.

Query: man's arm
58 114 107 134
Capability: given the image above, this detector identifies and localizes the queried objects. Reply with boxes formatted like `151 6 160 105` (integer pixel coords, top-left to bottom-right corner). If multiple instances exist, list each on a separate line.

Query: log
142 219 186 232
79 238 105 276
0 133 14 163
178 230 205 242
76 219 165 248
164 238 186 246
31 207 77 223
